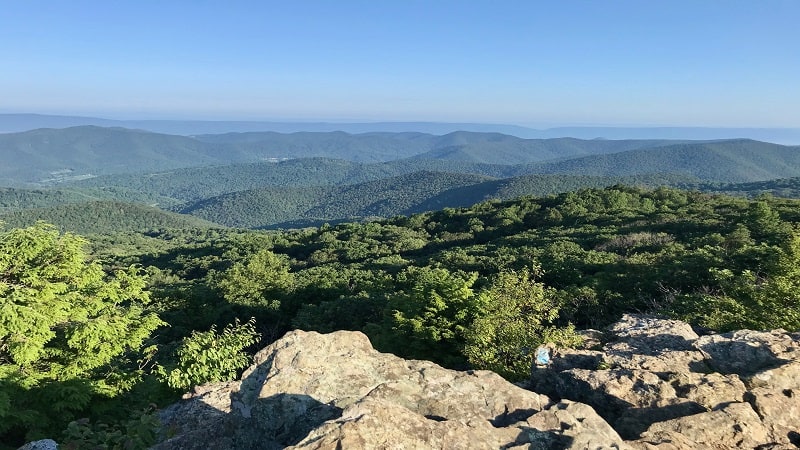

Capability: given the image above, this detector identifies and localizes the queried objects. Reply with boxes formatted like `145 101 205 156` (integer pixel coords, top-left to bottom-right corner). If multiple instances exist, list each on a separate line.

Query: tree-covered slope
414 173 700 212
178 186 330 228
303 171 492 219
65 157 526 204
175 171 700 229
193 130 434 162
66 158 412 202
0 187 96 213
0 126 238 184
411 136 688 165
0 186 181 213
195 130 680 165
700 177 800 198
529 139 800 182
0 200 219 234
178 171 492 228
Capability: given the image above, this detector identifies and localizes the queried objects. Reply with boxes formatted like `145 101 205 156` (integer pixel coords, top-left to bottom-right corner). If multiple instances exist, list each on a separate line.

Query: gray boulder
694 329 800 376
153 315 799 449
155 329 628 450
639 402 770 449
530 314 800 448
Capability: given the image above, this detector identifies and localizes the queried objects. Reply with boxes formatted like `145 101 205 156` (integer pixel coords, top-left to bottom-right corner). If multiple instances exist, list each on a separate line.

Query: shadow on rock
245 393 343 447
505 427 574 450
490 407 538 427
695 334 791 377
613 402 706 439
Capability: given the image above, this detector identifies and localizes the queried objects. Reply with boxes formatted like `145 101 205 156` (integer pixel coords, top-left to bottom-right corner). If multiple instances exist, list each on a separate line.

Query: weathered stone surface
539 367 706 439
154 316 800 450
156 381 241 449
288 398 522 449
668 372 747 409
289 397 633 450
16 440 58 450
604 314 706 373
155 329 626 450
629 430 714 450
748 359 800 390
576 328 605 350
522 400 632 450
608 314 700 349
641 402 770 449
529 314 800 448
746 387 800 446
694 329 800 376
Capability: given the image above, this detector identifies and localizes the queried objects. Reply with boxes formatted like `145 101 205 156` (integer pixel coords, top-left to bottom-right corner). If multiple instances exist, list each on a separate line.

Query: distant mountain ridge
529 139 800 183
4 124 798 187
2 113 799 144
3 123 800 231
408 136 689 165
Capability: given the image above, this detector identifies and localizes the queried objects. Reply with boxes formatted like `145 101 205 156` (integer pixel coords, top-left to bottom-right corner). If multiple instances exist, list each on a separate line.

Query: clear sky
1 1 798 127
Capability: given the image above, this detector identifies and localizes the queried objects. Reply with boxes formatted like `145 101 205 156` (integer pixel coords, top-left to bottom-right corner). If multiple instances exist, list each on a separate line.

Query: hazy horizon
2 1 798 128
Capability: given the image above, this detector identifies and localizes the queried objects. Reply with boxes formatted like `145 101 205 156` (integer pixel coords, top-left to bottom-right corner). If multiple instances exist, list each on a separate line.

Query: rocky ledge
154 315 799 449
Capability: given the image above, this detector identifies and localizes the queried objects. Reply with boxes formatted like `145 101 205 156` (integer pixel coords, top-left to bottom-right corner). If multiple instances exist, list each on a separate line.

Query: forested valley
3 185 800 448
4 126 800 447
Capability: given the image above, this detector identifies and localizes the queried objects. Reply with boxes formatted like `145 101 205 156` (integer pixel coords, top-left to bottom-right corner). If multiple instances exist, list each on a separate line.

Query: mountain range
2 121 800 231
3 113 800 144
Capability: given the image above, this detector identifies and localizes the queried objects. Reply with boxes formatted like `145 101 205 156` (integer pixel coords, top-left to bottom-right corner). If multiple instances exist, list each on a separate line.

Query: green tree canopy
370 266 482 366
0 222 164 442
464 267 581 380
673 229 800 331
216 248 294 310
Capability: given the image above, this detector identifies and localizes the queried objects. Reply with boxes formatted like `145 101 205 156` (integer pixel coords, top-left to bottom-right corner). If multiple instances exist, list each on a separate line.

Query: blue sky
1 1 798 127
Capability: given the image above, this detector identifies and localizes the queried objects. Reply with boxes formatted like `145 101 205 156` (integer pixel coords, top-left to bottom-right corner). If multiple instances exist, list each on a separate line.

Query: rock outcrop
153 315 799 450
530 314 800 449
155 330 628 449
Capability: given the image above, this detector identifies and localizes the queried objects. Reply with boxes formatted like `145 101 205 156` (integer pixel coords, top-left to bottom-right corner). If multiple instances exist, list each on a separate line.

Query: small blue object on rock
535 347 551 366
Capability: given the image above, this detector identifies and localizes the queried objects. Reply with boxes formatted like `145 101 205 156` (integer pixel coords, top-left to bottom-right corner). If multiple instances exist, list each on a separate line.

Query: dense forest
3 126 800 447
3 185 800 448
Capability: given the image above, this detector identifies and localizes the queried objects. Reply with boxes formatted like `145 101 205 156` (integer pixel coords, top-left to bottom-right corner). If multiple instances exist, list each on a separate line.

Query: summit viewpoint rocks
152 315 799 449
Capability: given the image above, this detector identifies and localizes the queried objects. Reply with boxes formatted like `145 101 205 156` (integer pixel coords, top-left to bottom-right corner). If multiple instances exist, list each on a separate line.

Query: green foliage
7 183 800 447
216 248 293 309
370 266 481 366
156 319 260 391
0 201 217 235
464 268 582 380
528 140 800 183
61 407 159 450
0 222 164 443
671 230 800 331
702 176 800 199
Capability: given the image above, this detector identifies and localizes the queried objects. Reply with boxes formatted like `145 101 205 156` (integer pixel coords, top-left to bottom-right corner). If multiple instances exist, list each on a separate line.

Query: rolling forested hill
5 125 785 186
3 125 800 232
0 200 218 234
177 171 492 228
530 140 800 182
175 171 704 229
193 130 433 161
0 186 181 213
409 136 687 165
0 126 230 184
66 158 395 202
701 177 800 198
1 170 699 232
